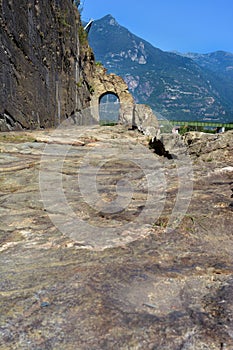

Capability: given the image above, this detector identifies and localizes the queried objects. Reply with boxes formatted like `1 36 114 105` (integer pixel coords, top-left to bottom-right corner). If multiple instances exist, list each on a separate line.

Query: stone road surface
0 126 233 349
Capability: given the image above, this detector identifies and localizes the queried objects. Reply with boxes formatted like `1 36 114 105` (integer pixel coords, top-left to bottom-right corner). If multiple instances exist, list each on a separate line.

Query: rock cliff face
0 0 94 131
0 1 155 132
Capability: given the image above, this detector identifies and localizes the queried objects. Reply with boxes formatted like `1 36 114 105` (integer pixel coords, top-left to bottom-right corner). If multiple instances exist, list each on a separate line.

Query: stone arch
99 91 120 104
90 65 135 125
88 65 159 135
99 91 120 124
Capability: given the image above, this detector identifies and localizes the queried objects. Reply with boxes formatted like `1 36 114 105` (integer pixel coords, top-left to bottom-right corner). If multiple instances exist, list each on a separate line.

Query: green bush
78 26 88 45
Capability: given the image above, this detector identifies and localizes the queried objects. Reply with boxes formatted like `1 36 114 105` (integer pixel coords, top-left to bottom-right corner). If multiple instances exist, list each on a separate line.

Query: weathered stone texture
133 103 160 137
183 130 233 160
89 64 135 124
0 0 156 132
0 0 92 130
91 65 134 106
0 128 233 349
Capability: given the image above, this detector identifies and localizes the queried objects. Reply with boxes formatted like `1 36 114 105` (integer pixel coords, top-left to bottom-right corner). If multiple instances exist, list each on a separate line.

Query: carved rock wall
0 0 92 131
0 1 159 133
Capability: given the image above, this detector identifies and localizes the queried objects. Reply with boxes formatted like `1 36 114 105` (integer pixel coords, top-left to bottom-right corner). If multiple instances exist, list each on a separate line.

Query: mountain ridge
88 15 233 122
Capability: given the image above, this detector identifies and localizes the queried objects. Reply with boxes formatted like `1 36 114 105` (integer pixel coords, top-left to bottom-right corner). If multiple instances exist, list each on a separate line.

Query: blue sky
81 0 233 54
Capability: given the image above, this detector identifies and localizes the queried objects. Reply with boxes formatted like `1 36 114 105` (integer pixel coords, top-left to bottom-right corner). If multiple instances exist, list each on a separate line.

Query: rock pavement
0 126 232 349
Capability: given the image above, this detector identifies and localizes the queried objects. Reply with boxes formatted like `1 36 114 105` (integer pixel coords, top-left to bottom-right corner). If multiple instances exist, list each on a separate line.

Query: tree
73 0 80 8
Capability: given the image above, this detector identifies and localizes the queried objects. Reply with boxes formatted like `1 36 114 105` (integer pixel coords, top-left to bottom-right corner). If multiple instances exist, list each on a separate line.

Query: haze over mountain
88 15 233 123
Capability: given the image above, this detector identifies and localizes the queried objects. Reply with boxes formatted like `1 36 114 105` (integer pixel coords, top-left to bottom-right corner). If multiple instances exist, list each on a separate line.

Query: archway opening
99 92 120 125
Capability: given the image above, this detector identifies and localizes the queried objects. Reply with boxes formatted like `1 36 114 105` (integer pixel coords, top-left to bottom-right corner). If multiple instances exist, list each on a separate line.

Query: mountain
179 51 233 114
88 15 233 122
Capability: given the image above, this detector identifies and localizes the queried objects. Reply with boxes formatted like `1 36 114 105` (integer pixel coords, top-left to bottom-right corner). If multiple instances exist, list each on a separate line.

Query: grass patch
99 121 118 126
0 133 36 143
